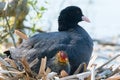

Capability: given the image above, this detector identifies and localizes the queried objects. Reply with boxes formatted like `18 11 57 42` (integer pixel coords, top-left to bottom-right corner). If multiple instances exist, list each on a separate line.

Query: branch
0 0 29 45
24 26 45 33
60 71 91 80
4 12 16 47
0 0 18 17
96 54 120 70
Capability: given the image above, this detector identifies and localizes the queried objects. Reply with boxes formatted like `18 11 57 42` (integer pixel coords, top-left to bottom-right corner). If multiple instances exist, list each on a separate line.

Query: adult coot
5 6 93 75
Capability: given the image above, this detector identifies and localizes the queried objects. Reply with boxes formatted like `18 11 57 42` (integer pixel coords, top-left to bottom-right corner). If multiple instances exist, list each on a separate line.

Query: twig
74 63 87 75
4 58 17 69
74 63 84 74
4 14 16 47
14 30 28 40
87 54 98 70
3 0 8 11
96 54 120 70
109 65 120 77
37 57 47 79
106 72 120 80
60 71 91 80
20 57 35 78
0 70 25 74
24 26 45 32
0 57 15 77
91 64 97 80
2 0 20 47
45 67 51 75
1 33 9 39
38 57 47 75
29 58 39 68
0 57 10 67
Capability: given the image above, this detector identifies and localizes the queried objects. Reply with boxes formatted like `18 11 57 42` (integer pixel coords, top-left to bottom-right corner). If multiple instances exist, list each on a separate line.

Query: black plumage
5 6 93 75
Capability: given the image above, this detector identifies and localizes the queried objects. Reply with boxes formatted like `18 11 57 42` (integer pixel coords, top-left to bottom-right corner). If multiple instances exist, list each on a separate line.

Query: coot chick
5 6 93 75
47 51 70 74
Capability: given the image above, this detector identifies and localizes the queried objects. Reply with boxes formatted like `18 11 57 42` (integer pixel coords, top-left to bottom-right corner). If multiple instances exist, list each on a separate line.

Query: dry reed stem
4 58 17 69
29 58 39 68
91 64 96 80
60 71 91 80
74 62 86 74
37 57 47 79
15 30 28 40
20 57 34 78
87 54 98 70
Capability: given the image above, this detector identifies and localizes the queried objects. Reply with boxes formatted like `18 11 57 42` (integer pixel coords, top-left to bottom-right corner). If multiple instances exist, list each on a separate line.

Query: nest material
0 54 120 80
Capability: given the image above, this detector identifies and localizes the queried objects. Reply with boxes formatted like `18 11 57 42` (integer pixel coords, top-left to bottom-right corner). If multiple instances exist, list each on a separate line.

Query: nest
0 54 120 80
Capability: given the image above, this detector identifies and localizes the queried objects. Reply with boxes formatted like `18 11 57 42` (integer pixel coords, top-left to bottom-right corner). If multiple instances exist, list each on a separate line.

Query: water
35 0 120 39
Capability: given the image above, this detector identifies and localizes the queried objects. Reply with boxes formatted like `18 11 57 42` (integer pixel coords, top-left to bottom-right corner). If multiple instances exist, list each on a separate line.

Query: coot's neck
58 21 78 31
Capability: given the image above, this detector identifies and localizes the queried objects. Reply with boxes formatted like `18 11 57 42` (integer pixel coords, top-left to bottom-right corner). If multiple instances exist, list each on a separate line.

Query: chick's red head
57 51 69 63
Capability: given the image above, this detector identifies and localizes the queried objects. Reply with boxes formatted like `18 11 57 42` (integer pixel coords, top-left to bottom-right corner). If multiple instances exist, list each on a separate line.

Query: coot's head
57 51 69 63
58 6 90 31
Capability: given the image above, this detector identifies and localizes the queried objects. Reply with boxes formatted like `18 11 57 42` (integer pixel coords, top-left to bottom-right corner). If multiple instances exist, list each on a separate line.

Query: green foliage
31 24 36 33
40 6 47 11
0 0 47 49
25 0 47 36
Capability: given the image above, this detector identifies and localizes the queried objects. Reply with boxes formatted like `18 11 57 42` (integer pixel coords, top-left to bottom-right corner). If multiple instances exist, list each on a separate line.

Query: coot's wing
10 32 71 61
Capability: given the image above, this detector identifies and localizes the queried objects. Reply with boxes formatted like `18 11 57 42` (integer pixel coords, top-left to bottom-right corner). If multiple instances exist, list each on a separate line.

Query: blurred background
0 0 120 67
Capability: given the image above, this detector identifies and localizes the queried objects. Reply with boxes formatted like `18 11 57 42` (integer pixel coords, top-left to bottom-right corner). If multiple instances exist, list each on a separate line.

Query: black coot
5 6 93 75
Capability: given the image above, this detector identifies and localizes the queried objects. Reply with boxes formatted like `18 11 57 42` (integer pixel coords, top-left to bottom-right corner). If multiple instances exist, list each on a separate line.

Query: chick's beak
59 57 68 63
82 16 90 23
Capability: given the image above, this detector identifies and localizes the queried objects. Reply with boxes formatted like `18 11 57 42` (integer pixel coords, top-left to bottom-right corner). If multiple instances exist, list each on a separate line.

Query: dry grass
0 54 120 80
